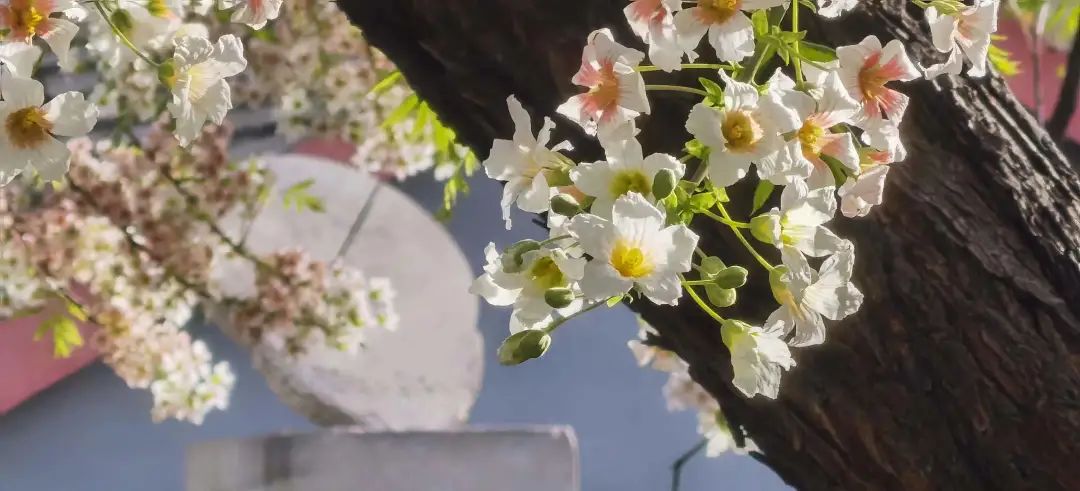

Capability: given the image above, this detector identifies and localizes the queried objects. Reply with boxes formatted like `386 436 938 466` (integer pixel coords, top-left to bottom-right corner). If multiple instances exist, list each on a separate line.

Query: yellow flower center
6 106 52 150
858 64 889 102
528 257 566 290
12 4 44 37
146 0 171 18
609 170 651 198
698 0 740 23
721 110 761 153
611 241 653 279
797 121 826 157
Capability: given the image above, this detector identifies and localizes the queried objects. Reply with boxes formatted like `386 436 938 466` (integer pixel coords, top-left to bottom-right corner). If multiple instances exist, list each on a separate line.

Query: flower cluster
231 249 399 356
474 0 999 399
630 320 756 457
0 121 397 423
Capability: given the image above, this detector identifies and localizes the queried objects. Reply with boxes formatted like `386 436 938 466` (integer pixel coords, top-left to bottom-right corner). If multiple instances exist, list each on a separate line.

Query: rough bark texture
337 0 1080 489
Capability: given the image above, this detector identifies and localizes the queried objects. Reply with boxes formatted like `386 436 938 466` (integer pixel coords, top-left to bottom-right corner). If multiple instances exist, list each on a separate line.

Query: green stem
681 274 726 323
792 0 804 84
92 0 159 67
540 234 572 246
700 209 750 229
637 63 734 72
713 204 774 271
645 84 710 97
671 438 709 491
544 300 606 334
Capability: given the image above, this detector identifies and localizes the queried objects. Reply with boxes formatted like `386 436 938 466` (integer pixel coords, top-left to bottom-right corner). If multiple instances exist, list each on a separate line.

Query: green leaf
751 9 769 37
689 192 717 212
380 93 420 129
367 70 403 96
988 36 1020 77
751 180 775 213
684 139 707 159
35 314 83 359
282 179 326 213
65 300 87 322
410 102 432 141
799 41 838 63
818 153 850 187
606 294 625 307
711 185 730 203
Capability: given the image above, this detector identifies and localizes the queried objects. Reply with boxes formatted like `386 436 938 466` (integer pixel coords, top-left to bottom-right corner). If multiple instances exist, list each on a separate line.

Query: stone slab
187 427 580 491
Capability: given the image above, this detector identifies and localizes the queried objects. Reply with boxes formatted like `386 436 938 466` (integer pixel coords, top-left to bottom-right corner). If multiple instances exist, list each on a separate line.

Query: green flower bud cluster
697 256 748 308
498 329 552 365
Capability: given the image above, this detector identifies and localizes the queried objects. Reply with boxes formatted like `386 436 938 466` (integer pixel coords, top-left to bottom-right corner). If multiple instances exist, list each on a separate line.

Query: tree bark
337 1 1080 489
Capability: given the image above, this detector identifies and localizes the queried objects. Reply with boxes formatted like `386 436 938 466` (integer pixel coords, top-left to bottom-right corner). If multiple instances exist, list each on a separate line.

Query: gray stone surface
209 155 483 428
187 427 579 491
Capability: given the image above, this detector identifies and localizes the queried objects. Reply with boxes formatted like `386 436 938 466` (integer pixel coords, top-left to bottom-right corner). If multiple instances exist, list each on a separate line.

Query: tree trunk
336 0 1080 489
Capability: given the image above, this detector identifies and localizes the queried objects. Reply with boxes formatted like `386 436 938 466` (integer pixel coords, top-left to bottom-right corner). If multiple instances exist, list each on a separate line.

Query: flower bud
500 239 541 273
750 213 781 245
705 284 736 308
110 9 135 37
550 194 581 217
714 266 748 289
698 256 725 279
497 329 552 365
544 287 575 308
542 168 573 187
652 168 678 200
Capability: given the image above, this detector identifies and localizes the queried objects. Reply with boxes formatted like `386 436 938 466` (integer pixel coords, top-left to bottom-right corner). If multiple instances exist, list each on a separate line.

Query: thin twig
1031 17 1044 120
1048 31 1080 140
671 438 708 491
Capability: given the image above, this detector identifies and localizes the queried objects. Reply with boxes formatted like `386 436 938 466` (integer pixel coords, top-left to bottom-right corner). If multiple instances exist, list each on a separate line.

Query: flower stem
680 275 726 324
645 84 710 97
544 300 606 334
700 210 750 229
791 0 804 85
712 204 774 271
637 63 734 72
92 0 160 68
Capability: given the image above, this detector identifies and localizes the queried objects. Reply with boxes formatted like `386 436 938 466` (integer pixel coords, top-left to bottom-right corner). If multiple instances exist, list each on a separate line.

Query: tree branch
1047 32 1080 140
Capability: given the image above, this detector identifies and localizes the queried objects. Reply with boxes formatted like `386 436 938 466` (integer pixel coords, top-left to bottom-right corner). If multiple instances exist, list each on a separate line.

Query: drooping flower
751 180 846 257
0 76 97 184
571 125 683 217
470 242 587 332
923 0 999 79
485 95 574 229
836 35 920 125
628 318 687 373
556 29 650 136
624 0 687 72
0 0 81 70
721 319 795 398
774 70 860 188
766 246 863 347
685 71 802 187
838 157 890 217
569 192 698 305
674 0 786 62
698 410 756 456
165 34 247 145
219 0 283 29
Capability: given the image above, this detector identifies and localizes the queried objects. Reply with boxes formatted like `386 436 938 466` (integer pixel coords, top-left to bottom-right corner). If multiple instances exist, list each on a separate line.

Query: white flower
556 28 650 136
470 242 587 331
674 0 786 62
685 71 802 187
0 76 97 184
0 0 82 71
628 318 688 373
774 70 860 188
571 126 683 217
0 42 41 77
859 116 906 162
923 0 999 79
721 319 795 399
817 0 859 18
624 0 688 72
836 35 920 125
569 193 698 305
767 246 863 347
485 95 573 229
220 0 283 29
663 370 718 412
166 35 247 145
753 180 846 257
839 162 890 217
698 410 756 456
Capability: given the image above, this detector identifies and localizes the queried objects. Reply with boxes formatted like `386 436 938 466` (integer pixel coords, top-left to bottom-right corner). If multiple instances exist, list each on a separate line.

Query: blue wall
0 171 789 491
